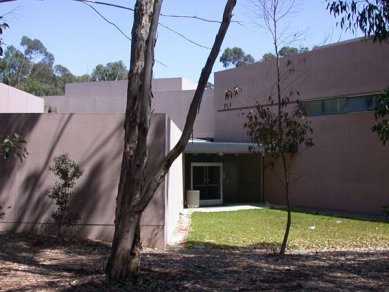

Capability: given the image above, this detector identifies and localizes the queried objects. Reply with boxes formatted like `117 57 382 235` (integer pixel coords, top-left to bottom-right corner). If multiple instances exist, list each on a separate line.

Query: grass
186 209 389 250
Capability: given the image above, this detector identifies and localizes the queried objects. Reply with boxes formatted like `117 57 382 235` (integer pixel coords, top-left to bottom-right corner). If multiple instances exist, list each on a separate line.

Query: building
0 83 44 113
1 38 388 249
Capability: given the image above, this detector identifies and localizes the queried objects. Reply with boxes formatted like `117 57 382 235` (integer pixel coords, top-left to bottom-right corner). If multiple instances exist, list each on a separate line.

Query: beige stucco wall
44 78 213 139
213 39 389 215
0 113 178 248
0 83 44 113
264 112 389 215
152 89 214 139
214 38 389 142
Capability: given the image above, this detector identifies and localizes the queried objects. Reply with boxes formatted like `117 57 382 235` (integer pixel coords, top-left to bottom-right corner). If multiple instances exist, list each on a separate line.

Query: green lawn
186 209 389 250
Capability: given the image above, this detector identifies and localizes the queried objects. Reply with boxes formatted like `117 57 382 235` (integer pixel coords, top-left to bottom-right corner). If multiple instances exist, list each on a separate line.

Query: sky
1 0 361 84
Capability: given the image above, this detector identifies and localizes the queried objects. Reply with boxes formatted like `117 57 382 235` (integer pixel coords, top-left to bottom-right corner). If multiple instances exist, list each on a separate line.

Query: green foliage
0 18 9 56
244 95 314 162
0 132 27 220
0 36 128 95
372 88 389 145
91 61 128 81
0 133 28 161
206 81 214 89
47 153 84 236
261 46 309 62
261 52 276 61
0 36 61 95
327 0 389 42
187 209 389 250
220 47 255 68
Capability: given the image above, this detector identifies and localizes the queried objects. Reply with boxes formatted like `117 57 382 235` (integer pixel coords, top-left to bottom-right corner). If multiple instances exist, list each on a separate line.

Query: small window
345 95 376 113
302 94 378 117
302 100 323 116
323 98 346 115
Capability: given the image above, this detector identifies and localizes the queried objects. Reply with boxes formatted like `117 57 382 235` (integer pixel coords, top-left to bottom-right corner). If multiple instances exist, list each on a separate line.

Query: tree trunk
280 154 291 255
106 0 237 283
106 0 162 282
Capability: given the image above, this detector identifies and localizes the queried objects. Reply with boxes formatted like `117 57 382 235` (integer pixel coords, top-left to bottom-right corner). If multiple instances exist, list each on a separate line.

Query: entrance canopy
185 139 263 154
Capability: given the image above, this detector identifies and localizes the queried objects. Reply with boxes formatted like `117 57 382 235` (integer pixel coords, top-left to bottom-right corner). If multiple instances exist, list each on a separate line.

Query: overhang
185 139 263 154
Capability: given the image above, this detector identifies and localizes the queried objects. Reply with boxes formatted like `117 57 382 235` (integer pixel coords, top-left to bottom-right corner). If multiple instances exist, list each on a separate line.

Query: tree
261 46 309 61
90 60 128 81
0 36 60 95
0 17 9 56
54 64 77 92
47 153 84 236
326 0 389 145
106 0 237 282
261 52 276 61
220 47 255 68
248 0 314 255
327 0 389 42
0 36 87 95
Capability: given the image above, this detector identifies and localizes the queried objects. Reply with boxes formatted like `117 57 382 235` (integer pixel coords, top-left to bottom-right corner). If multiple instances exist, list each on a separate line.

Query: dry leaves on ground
0 233 388 291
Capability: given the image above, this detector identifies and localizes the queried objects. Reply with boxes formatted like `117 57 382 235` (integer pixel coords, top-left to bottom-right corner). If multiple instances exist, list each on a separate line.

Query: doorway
191 163 223 206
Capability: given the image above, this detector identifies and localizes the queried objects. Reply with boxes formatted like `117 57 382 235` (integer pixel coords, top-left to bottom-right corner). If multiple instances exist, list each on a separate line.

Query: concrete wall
0 83 44 113
0 113 179 248
214 39 389 215
214 39 389 142
152 89 214 139
44 78 213 139
264 112 389 215
165 119 184 240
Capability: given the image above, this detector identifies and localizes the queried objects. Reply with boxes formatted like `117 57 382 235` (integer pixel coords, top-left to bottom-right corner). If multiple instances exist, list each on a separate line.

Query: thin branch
159 22 212 50
160 12 243 25
78 1 167 67
80 1 131 41
73 0 133 11
73 0 243 25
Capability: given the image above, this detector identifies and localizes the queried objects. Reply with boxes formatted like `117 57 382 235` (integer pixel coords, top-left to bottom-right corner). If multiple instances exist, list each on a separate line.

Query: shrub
47 153 84 236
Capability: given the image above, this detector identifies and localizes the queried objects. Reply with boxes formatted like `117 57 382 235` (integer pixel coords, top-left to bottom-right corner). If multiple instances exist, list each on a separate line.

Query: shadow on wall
0 114 42 196
9 114 75 232
1 113 169 247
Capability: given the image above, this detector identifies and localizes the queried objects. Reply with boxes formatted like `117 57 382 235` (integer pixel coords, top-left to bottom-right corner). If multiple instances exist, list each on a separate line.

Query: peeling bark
107 0 237 283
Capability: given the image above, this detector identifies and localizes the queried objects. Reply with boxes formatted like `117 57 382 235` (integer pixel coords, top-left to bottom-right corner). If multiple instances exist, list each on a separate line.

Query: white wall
0 83 44 113
165 118 184 242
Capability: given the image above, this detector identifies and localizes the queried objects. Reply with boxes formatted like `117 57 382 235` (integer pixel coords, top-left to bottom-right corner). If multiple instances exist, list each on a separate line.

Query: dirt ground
0 233 388 291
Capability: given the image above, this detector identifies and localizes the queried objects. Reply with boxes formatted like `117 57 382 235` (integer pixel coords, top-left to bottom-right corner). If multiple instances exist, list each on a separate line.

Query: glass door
191 163 223 206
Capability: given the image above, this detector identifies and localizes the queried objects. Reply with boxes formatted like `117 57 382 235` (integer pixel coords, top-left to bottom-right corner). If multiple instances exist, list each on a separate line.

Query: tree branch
158 22 211 49
137 0 237 212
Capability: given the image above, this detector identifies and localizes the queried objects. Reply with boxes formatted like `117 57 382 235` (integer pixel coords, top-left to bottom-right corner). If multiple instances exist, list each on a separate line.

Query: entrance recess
191 163 223 206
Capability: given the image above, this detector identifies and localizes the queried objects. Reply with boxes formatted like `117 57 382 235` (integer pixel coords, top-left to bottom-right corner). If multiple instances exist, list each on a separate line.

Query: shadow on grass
185 240 281 252
267 205 389 223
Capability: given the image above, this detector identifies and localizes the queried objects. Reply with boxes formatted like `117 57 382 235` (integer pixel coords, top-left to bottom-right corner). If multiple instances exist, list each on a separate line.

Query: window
323 97 346 115
344 94 376 113
302 94 378 116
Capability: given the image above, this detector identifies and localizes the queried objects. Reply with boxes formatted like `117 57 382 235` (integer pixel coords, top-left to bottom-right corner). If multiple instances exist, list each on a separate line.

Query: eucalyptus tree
106 0 237 282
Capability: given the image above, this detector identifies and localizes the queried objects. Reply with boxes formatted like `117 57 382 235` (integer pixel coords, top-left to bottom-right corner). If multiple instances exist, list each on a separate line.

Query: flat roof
185 139 263 154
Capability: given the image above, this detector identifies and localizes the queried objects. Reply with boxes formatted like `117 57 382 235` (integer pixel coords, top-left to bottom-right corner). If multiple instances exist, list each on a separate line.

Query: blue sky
1 0 361 83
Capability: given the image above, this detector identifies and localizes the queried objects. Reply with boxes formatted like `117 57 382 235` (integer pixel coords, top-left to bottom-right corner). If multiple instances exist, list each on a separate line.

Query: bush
47 153 84 236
